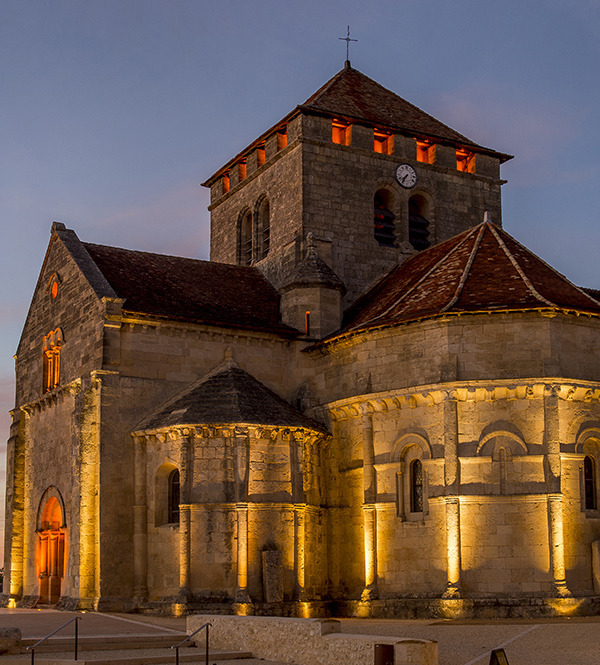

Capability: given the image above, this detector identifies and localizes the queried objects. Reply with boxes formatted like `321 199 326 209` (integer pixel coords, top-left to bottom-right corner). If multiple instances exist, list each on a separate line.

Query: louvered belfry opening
374 189 396 247
409 195 431 251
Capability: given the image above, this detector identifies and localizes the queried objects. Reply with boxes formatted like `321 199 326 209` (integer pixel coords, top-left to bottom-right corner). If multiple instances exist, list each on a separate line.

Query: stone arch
255 195 270 260
575 426 600 454
476 429 528 457
374 186 396 247
391 432 431 519
155 461 180 526
237 207 253 265
391 431 432 462
36 487 67 605
575 427 600 512
408 191 434 250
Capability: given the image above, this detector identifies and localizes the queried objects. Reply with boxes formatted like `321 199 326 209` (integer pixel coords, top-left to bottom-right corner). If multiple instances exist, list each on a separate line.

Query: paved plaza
0 609 599 665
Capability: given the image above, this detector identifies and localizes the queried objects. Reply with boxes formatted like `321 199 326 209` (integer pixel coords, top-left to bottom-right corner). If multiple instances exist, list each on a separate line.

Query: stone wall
187 615 438 665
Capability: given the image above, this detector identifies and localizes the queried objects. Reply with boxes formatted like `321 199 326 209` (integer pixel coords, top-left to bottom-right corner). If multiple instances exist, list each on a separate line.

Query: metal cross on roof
339 25 358 65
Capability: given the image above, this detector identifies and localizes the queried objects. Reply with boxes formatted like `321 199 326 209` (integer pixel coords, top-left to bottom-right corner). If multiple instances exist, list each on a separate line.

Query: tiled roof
342 222 600 334
134 361 327 433
279 236 346 294
83 243 296 335
203 65 512 185
300 64 512 161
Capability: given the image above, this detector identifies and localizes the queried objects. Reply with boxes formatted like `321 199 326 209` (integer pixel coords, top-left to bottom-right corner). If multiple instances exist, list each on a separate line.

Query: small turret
279 233 346 339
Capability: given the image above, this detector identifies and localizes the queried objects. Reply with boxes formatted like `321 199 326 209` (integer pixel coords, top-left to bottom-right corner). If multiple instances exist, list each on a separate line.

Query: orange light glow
277 130 287 151
51 281 58 298
238 161 247 181
374 129 393 155
305 311 311 336
456 149 475 173
42 328 63 393
257 144 266 167
222 174 230 193
332 119 351 146
416 139 435 164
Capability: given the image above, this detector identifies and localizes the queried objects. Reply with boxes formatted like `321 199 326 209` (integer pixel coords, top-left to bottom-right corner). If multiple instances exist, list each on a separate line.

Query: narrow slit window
277 130 287 151
332 119 351 146
456 149 475 173
305 311 311 336
257 144 266 167
374 129 393 155
410 459 423 513
222 174 230 194
585 456 596 510
416 140 435 164
168 469 180 524
238 160 247 181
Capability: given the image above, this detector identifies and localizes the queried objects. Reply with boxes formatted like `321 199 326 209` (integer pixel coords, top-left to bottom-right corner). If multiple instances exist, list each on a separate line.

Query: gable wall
15 235 105 406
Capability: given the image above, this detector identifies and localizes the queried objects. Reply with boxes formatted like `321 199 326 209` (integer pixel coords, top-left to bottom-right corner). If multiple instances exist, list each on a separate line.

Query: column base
552 581 572 598
442 583 462 599
361 585 378 602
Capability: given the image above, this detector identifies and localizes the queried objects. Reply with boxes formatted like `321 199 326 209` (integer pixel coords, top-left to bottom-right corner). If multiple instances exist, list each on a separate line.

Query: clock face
395 164 417 189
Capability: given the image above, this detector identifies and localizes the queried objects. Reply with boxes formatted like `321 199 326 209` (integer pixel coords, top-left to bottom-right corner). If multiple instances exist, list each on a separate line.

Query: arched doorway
36 492 66 604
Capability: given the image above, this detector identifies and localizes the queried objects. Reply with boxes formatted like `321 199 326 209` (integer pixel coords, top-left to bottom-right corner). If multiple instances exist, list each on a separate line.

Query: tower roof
299 64 510 160
134 361 326 433
203 65 511 186
341 221 600 335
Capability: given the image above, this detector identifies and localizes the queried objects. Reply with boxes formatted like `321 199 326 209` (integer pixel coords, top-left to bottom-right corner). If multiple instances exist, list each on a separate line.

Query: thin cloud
435 83 588 187
93 181 211 259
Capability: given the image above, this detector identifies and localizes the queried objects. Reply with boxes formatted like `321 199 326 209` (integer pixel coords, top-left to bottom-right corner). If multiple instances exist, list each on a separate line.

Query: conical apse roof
342 221 600 334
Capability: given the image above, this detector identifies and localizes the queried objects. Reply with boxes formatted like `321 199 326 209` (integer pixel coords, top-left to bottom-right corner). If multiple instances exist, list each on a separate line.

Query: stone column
548 493 571 596
361 413 378 600
235 503 251 603
442 393 461 598
443 496 462 598
78 376 101 608
132 436 148 601
294 505 306 600
178 435 191 598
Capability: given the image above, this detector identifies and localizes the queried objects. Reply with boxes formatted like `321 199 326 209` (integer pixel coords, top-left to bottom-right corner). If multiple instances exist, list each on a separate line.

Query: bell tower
203 64 512 304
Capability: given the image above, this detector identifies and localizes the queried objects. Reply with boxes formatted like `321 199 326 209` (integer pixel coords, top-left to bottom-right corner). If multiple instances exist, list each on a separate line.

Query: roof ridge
488 224 555 307
301 66 348 106
495 228 600 310
349 225 481 330
440 224 486 312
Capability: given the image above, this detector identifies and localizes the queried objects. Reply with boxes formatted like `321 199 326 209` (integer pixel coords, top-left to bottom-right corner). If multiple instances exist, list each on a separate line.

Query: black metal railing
27 616 80 665
172 621 211 665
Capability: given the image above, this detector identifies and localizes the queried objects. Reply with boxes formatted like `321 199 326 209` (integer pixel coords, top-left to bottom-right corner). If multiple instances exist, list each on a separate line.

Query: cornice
327 379 600 421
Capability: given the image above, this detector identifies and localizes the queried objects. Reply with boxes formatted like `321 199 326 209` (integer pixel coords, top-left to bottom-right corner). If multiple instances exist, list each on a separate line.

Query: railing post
74 617 78 661
205 623 209 665
30 647 34 665
175 645 179 665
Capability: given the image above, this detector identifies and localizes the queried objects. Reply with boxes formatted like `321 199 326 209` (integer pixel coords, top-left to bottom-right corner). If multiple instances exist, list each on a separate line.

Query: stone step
21 633 190 652
1 646 252 665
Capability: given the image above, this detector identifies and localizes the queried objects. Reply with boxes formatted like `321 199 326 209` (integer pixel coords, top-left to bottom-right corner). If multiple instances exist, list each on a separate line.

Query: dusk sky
1 0 600 554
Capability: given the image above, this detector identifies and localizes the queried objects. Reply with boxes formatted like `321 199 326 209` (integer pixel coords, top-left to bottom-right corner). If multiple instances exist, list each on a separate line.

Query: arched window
410 459 423 513
168 469 180 524
257 197 270 260
238 210 253 265
585 456 596 510
374 189 395 247
42 328 63 394
408 195 431 251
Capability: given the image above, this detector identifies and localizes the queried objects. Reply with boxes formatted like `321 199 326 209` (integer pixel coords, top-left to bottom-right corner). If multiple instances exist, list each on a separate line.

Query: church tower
204 63 512 304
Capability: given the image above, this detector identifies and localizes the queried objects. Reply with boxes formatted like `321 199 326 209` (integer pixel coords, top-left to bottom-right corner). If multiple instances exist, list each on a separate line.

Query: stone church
5 62 600 618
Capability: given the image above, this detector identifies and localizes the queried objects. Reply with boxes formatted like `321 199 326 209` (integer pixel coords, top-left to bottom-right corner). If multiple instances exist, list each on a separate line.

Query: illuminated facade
5 64 600 618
